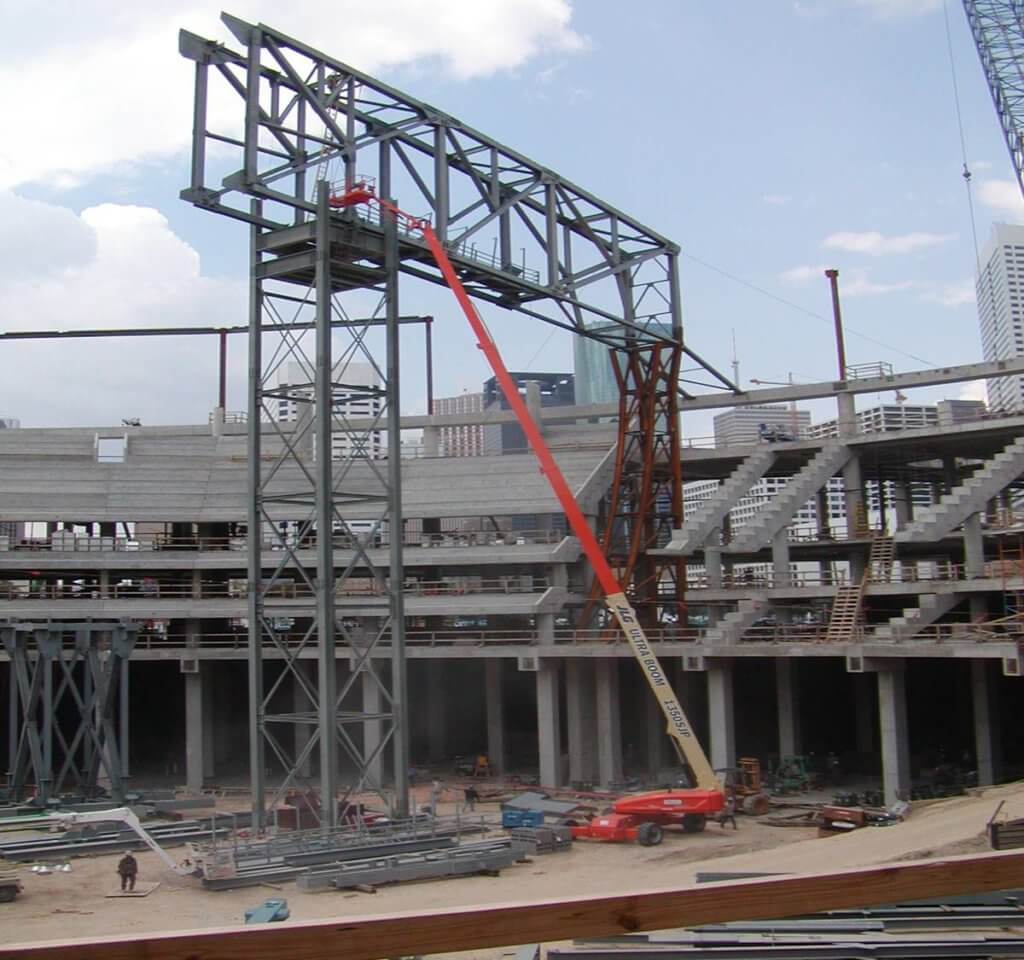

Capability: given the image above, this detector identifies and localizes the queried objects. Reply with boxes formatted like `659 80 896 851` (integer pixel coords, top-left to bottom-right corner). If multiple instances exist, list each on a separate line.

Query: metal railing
686 560 1024 590
0 575 552 603
125 618 1024 651
2 528 567 553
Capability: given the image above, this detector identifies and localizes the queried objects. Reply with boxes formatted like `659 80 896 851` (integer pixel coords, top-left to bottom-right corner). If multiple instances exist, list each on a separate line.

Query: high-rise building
433 392 485 457
482 372 574 454
977 222 1024 412
713 405 810 446
807 403 939 439
573 321 676 406
271 360 383 460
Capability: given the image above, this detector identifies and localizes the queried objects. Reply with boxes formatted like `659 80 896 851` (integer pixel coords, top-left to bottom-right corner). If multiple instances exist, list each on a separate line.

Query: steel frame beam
178 12 736 392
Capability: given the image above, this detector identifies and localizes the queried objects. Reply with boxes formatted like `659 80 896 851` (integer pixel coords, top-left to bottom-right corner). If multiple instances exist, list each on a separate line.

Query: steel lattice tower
180 13 736 828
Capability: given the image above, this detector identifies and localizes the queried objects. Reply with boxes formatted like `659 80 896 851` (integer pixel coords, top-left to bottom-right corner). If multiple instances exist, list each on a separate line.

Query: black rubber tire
682 813 706 834
637 822 664 847
0 886 17 903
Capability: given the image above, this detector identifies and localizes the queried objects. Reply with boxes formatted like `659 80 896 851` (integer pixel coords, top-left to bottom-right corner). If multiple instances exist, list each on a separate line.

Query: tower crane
964 1 1024 198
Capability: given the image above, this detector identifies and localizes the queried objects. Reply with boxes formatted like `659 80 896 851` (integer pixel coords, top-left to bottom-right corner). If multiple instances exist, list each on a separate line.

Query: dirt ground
2 781 1021 949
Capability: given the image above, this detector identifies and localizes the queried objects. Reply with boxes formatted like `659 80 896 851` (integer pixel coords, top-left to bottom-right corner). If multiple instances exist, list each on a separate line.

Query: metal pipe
825 269 848 381
314 181 339 828
247 198 266 831
385 191 410 818
218 328 228 410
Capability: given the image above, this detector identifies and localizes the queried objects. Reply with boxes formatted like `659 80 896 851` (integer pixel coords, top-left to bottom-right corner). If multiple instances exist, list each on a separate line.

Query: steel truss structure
965 1 1024 198
3 621 136 804
180 13 735 827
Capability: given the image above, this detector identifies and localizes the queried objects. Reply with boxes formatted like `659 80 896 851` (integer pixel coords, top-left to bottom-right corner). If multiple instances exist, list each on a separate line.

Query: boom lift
49 807 199 877
330 186 724 843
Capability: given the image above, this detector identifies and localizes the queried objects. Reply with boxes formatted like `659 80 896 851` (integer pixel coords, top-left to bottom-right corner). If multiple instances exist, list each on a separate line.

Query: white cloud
0 192 244 425
779 263 914 297
778 264 831 285
0 1 586 190
823 230 954 256
977 178 1024 220
921 280 975 308
762 194 792 206
841 274 915 297
958 380 988 403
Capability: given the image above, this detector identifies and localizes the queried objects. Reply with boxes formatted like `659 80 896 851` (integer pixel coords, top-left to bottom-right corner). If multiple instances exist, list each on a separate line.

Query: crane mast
329 186 720 793
964 1 1024 198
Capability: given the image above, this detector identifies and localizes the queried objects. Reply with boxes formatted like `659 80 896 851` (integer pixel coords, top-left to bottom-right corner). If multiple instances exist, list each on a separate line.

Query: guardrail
1 529 567 553
686 560 1024 590
0 576 552 603
125 619 1024 651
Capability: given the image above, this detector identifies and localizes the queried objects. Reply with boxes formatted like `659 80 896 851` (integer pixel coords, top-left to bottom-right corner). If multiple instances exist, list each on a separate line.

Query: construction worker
463 785 480 812
117 852 138 892
719 792 738 830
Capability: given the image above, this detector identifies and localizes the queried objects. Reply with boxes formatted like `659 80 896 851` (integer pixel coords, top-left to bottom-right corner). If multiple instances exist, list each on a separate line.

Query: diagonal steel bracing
2 622 135 804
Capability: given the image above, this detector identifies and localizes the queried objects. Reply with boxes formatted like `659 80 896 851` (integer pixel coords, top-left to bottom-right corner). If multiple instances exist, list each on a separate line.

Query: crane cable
943 0 983 274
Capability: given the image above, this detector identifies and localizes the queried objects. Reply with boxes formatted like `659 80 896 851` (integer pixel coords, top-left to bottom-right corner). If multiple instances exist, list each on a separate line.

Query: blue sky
0 0 1020 432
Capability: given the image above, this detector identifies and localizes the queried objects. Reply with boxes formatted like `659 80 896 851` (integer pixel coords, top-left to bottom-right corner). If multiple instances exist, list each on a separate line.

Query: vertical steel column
120 658 130 778
384 193 410 817
314 182 339 827
6 646 15 782
247 198 266 830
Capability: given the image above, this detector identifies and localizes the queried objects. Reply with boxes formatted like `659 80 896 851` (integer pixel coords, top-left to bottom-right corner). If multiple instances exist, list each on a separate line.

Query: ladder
822 581 866 643
867 534 896 583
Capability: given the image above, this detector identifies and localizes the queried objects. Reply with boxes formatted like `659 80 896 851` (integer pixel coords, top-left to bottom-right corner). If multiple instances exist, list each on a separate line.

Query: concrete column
485 659 505 775
526 381 543 436
854 675 874 754
566 659 597 785
775 659 801 757
705 545 723 589
646 691 668 779
842 455 864 543
536 659 561 787
293 660 315 779
362 668 384 788
185 663 213 793
772 528 791 588
422 425 440 457
972 660 1000 786
837 391 857 438
707 660 735 771
99 569 110 600
877 664 911 805
426 660 447 762
963 512 985 579
537 613 556 645
595 659 623 787
893 481 912 530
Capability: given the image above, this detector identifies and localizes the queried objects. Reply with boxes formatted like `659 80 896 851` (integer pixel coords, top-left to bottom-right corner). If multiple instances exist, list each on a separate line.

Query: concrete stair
870 592 960 641
895 436 1024 543
667 448 776 554
725 444 851 554
705 597 768 645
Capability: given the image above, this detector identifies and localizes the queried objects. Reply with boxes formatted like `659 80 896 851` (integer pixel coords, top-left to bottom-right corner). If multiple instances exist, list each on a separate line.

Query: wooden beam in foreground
4 849 1024 960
